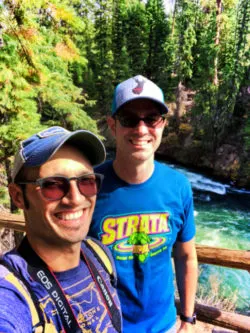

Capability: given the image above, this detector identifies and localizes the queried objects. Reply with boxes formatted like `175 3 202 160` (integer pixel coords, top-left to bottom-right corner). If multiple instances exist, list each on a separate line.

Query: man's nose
134 119 149 134
61 181 86 205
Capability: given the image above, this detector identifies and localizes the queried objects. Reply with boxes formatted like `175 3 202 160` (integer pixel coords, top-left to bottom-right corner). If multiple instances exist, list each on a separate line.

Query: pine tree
125 1 148 75
145 0 170 81
191 0 249 151
0 0 99 184
112 0 131 84
93 0 115 115
170 0 198 131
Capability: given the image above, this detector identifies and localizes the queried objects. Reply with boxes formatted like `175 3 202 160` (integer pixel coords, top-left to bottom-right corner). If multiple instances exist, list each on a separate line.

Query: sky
164 0 175 14
141 0 175 14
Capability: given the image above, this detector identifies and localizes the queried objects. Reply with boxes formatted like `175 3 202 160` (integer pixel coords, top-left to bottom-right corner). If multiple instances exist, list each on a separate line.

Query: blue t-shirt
89 160 195 333
0 239 121 333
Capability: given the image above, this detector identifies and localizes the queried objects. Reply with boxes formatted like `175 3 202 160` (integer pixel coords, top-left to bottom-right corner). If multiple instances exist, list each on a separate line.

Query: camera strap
18 237 121 333
81 248 121 332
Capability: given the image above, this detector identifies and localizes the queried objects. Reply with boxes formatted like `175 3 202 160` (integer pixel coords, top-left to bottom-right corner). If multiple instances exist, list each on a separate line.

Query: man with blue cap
0 126 122 333
89 75 198 333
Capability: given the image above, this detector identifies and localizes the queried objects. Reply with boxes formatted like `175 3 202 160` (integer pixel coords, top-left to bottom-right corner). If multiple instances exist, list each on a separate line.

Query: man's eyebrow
119 112 161 117
42 171 94 178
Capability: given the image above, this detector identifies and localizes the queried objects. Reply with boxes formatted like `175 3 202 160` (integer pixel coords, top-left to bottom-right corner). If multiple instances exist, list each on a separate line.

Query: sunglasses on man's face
17 173 104 201
115 113 166 128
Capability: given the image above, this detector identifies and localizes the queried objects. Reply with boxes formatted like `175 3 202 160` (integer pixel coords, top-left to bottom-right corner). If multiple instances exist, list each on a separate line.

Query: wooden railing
0 212 25 232
1 212 250 332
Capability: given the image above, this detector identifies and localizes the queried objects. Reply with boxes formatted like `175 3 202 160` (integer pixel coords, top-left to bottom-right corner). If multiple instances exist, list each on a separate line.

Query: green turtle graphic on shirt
128 232 151 262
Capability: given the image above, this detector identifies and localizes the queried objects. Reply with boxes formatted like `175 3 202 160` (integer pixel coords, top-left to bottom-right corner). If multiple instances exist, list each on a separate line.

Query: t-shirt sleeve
177 178 196 242
0 277 32 333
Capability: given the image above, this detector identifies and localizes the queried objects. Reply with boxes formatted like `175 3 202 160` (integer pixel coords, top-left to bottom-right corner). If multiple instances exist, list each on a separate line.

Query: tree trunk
4 154 24 247
174 80 184 132
213 0 222 86
171 0 177 37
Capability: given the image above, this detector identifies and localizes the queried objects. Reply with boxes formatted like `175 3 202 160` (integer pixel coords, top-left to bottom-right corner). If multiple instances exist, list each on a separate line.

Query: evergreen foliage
92 0 115 114
174 0 197 82
125 1 148 76
112 0 131 84
190 0 249 151
0 0 249 187
145 0 169 81
0 0 98 182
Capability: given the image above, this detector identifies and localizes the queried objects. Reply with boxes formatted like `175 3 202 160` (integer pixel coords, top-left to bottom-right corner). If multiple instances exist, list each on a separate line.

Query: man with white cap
0 126 122 333
89 75 198 333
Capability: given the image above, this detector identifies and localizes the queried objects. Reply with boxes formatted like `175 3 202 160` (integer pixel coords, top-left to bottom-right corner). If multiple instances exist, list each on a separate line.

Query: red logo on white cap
132 77 146 95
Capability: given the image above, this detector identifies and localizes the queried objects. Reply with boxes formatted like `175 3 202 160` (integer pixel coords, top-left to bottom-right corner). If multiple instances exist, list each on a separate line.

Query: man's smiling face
20 145 96 248
109 99 166 163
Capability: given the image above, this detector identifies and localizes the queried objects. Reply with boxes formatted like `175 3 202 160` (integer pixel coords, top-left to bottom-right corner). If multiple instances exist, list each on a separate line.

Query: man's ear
107 116 116 136
8 183 25 209
164 117 168 127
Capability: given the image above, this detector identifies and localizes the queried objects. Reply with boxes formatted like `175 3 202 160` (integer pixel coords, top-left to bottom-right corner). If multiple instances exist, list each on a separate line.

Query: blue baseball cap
111 75 168 116
12 126 106 181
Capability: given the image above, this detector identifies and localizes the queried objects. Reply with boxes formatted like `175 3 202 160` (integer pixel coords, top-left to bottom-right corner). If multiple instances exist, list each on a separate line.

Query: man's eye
122 116 131 121
44 181 60 187
147 116 159 122
80 178 96 184
43 179 64 187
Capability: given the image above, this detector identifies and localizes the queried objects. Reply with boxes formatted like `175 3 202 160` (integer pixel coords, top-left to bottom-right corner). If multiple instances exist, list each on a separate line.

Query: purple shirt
0 239 121 332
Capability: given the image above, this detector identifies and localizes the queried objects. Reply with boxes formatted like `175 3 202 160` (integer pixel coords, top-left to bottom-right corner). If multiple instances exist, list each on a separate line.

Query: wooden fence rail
196 244 250 271
0 212 25 232
1 212 250 332
1 212 249 271
176 300 250 333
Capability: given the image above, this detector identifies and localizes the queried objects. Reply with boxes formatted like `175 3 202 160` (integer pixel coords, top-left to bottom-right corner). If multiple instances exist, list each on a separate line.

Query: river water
164 161 250 315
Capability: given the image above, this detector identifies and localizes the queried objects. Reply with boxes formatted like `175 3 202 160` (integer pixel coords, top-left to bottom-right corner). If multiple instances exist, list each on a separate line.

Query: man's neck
27 238 81 272
113 157 155 184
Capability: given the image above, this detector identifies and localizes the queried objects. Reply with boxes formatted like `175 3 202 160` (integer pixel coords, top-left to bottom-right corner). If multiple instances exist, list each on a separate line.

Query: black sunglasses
115 113 166 128
17 173 104 201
